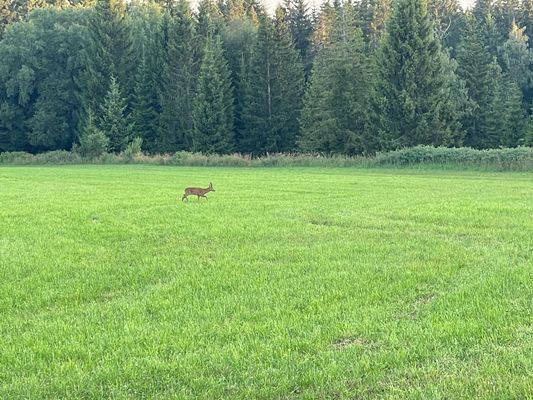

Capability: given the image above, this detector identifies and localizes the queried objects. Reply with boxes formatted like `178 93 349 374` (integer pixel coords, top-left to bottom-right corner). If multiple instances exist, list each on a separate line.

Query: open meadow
0 165 532 399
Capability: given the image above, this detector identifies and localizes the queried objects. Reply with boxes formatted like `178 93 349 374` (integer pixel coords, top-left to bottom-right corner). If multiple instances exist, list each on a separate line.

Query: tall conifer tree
158 0 196 152
240 11 304 153
191 34 235 153
80 0 134 122
371 0 463 150
457 17 510 148
299 4 373 154
100 76 133 152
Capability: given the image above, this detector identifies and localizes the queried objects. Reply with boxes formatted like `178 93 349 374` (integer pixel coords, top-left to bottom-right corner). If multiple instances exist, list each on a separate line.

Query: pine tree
100 76 133 152
284 0 314 78
78 108 109 158
80 0 134 126
519 0 533 42
501 79 528 145
196 0 224 45
474 0 494 21
191 34 235 153
371 0 463 150
132 48 160 152
240 11 304 154
457 17 507 148
299 4 373 154
499 20 533 107
158 0 196 152
222 8 257 153
358 0 392 50
311 0 336 55
427 0 463 51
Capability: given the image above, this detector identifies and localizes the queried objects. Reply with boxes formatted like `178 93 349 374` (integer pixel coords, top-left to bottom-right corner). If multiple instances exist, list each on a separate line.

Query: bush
78 128 109 159
370 145 533 171
1 146 532 171
0 151 34 164
122 137 143 161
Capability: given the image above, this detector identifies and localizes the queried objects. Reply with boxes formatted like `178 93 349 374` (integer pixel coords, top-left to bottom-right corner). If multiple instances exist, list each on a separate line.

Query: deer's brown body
182 182 215 201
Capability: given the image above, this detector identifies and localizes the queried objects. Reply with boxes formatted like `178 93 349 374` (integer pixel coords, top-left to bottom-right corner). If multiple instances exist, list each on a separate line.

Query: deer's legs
202 195 208 200
182 194 188 201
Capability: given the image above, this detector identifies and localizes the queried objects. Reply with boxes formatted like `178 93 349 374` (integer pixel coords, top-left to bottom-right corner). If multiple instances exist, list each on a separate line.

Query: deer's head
209 182 215 192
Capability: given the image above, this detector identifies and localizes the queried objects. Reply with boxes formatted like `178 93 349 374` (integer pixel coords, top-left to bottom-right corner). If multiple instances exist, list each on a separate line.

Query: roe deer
182 182 215 201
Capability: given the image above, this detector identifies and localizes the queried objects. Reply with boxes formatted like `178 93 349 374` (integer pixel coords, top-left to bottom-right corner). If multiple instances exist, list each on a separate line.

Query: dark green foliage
78 108 109 158
299 5 372 155
370 145 533 170
501 79 528 146
158 1 196 152
427 0 464 51
499 21 533 107
456 17 526 148
283 0 314 77
1 0 532 157
520 0 533 42
79 0 134 123
239 12 304 154
221 15 256 152
358 0 392 50
372 0 464 151
311 0 336 55
191 34 234 153
100 76 133 152
196 0 224 48
0 8 87 152
123 136 143 159
132 46 161 152
128 0 165 151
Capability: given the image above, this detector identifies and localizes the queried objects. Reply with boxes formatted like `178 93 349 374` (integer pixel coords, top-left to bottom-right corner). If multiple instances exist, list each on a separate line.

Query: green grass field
1 165 532 399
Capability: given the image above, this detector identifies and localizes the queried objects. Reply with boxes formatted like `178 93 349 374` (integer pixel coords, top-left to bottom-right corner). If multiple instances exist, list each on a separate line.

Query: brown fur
182 182 215 201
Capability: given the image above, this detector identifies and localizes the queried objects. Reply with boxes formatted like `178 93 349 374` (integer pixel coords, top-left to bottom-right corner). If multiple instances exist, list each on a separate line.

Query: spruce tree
457 17 507 148
222 9 257 154
358 0 392 50
191 34 235 153
158 0 196 152
371 0 463 150
284 0 314 78
501 79 528 146
78 108 109 158
80 0 134 126
100 76 133 152
427 0 463 51
196 0 224 46
519 0 533 42
240 11 304 154
299 5 373 154
499 20 533 107
311 0 336 55
132 48 160 152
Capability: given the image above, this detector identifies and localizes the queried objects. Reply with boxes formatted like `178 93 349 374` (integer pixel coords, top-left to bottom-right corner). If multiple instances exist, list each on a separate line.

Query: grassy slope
0 166 531 399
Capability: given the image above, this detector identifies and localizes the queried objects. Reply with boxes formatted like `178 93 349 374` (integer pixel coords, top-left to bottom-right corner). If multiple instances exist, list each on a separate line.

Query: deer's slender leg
202 195 208 200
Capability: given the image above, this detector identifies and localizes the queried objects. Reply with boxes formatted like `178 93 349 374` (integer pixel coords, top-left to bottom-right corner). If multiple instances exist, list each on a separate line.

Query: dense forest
1 0 532 155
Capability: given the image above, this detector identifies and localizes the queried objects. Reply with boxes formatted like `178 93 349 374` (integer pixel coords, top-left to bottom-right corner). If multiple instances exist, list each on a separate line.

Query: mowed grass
0 165 532 399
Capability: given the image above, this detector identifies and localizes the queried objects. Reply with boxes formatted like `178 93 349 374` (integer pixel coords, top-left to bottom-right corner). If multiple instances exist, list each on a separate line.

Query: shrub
123 137 143 161
0 152 34 164
78 129 109 159
0 146 532 171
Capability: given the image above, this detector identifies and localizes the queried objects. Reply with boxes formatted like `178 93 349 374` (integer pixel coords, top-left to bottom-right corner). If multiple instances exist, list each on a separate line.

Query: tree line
1 0 532 155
